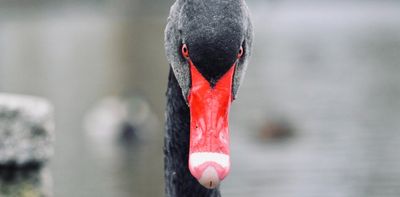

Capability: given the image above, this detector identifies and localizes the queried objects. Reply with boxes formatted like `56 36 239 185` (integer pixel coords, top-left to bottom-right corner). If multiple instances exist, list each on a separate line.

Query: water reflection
0 164 52 197
0 0 399 196
83 95 162 196
225 2 400 197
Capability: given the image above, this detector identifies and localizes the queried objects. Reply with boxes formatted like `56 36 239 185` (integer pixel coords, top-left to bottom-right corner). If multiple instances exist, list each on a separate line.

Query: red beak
187 60 235 189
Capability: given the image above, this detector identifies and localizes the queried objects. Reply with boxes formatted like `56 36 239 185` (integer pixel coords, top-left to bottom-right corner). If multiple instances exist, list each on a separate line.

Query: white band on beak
189 152 230 168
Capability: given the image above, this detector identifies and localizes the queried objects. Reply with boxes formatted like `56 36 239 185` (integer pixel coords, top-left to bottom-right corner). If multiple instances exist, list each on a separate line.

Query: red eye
182 44 189 58
237 46 244 58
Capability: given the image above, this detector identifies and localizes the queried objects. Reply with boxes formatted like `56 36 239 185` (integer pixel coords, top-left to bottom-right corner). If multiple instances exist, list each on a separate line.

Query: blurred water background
1 0 400 196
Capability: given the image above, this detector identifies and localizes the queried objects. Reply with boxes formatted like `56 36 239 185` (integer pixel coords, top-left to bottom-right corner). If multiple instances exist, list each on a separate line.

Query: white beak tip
198 166 220 189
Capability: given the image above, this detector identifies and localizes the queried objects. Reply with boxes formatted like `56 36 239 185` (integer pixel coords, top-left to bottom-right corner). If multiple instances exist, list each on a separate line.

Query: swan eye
181 44 189 58
237 46 244 59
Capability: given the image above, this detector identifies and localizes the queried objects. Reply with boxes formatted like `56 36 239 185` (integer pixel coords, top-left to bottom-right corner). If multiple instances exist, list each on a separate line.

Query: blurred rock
0 93 54 166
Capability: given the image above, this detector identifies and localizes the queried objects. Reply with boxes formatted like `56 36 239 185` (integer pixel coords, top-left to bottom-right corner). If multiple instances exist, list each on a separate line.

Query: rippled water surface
1 1 400 197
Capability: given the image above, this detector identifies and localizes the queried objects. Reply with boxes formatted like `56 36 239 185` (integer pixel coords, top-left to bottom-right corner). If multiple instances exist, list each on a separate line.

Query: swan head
165 0 253 189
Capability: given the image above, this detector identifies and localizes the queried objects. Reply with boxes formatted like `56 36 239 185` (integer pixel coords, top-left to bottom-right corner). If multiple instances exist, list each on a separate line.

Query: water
225 2 400 197
0 1 400 197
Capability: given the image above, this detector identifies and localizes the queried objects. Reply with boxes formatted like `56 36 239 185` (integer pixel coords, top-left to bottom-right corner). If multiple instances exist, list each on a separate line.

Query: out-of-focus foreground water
1 1 400 196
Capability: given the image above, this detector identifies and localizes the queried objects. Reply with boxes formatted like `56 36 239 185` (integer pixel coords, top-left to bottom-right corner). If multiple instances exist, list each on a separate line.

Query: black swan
164 0 253 196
